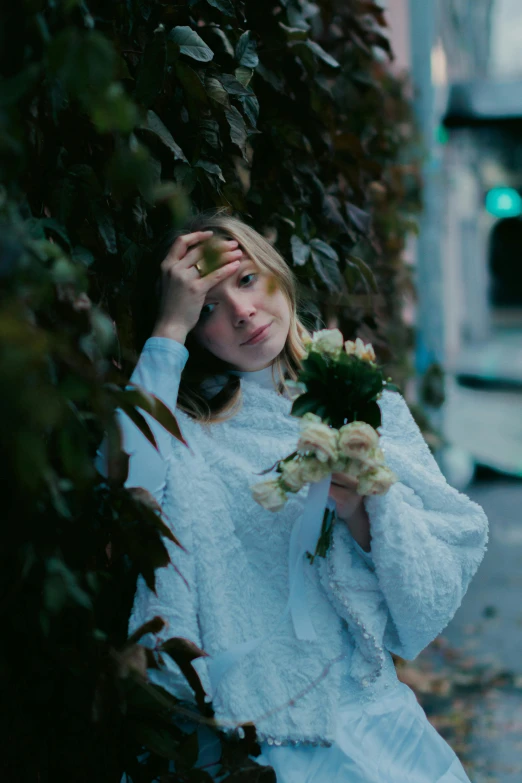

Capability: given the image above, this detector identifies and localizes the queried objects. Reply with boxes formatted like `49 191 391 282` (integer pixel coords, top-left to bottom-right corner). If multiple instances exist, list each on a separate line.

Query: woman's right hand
151 230 242 344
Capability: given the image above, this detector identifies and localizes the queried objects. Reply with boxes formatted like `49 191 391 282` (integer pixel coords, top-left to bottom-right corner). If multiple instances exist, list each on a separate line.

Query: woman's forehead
204 254 256 296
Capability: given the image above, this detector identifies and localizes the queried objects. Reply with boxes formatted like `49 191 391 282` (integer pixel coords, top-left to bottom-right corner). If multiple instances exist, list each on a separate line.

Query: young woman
99 211 488 782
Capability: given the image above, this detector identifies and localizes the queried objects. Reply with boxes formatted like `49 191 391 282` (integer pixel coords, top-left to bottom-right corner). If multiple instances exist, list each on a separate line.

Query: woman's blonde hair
143 209 313 423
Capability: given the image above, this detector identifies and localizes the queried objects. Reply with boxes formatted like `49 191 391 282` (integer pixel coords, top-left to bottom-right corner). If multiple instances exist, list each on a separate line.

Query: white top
96 336 489 748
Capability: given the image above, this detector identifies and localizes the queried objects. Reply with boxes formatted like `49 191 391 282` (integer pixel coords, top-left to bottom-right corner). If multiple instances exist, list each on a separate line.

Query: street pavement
442 474 522 782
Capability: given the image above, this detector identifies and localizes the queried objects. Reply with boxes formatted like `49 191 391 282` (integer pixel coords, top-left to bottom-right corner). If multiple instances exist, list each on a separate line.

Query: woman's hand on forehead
199 235 246 275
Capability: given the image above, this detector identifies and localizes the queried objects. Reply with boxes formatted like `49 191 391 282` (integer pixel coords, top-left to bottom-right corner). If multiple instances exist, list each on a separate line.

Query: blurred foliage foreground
0 0 421 780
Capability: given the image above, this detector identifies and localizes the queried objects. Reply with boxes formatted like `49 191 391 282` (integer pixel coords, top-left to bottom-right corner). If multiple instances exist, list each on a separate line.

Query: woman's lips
242 322 272 345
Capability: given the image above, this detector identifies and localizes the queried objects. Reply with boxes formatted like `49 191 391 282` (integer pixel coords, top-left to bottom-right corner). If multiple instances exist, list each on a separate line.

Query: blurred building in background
386 0 522 486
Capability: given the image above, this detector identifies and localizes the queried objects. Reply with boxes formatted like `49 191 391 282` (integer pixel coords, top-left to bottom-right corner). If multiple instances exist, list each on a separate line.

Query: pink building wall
384 0 411 71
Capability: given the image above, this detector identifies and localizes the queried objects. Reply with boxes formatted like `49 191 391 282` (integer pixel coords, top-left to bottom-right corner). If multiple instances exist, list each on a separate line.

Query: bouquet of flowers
250 328 399 560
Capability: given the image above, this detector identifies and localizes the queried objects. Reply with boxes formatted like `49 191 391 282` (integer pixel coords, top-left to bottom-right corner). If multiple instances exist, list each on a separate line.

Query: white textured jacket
107 337 489 748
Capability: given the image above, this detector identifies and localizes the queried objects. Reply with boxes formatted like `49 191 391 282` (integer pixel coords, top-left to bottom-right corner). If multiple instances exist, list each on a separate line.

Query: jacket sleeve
96 337 208 704
127 441 210 705
95 336 189 496
325 390 489 662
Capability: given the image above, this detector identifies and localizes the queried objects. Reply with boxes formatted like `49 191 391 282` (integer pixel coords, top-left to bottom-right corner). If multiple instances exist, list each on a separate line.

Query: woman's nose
230 296 256 325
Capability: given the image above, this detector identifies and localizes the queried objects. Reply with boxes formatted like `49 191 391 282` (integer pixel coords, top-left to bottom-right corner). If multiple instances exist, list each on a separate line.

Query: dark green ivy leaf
160 637 210 713
0 64 41 107
174 61 208 104
195 160 226 182
168 26 214 63
205 75 230 106
309 238 344 292
199 118 221 149
138 110 188 162
219 73 252 96
346 202 371 234
90 83 138 133
290 234 310 266
91 200 117 254
44 558 92 613
130 721 182 760
225 106 248 156
136 30 167 106
206 0 236 17
111 383 188 446
236 31 258 68
47 29 116 95
235 65 253 86
127 615 166 644
239 93 259 127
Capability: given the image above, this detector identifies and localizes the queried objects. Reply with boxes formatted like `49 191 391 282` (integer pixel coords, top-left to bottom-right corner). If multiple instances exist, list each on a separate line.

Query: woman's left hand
328 472 372 552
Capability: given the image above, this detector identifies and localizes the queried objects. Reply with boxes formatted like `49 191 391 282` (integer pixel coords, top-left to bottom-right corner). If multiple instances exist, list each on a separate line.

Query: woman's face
191 250 291 371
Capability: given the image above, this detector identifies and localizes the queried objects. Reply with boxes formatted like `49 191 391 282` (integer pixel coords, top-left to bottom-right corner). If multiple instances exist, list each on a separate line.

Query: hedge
0 1 420 780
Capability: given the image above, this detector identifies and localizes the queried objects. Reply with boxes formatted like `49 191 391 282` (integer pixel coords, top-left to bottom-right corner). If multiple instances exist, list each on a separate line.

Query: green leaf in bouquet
301 350 329 382
354 400 382 429
315 404 328 421
385 382 401 394
290 391 321 419
306 508 335 564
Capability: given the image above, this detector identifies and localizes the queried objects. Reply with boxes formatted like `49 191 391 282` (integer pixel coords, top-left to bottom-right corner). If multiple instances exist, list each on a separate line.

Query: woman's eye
199 274 256 319
200 303 216 317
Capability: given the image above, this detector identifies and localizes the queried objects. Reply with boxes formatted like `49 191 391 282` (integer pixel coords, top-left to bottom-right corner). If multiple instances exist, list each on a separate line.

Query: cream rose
251 479 288 511
280 459 306 492
299 457 332 484
344 337 376 362
363 446 386 469
338 421 380 461
298 415 338 463
310 328 344 357
357 465 397 496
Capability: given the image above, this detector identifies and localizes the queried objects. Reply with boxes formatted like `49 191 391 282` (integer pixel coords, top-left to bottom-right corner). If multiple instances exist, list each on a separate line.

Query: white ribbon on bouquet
203 474 332 700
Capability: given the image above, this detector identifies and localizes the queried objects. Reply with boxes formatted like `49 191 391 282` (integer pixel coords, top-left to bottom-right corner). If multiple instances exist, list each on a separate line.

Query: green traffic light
485 187 522 218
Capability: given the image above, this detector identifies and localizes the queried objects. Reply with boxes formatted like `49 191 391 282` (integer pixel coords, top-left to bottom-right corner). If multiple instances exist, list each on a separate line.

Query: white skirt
252 681 471 783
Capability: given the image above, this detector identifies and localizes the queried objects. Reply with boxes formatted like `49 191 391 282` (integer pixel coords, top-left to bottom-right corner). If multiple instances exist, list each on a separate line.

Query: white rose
301 412 322 423
302 331 313 348
298 418 338 463
344 337 376 362
251 479 288 511
363 446 386 469
338 422 380 461
310 328 344 357
280 459 306 492
357 465 397 496
299 457 332 484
